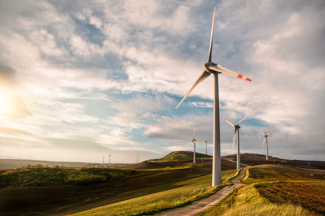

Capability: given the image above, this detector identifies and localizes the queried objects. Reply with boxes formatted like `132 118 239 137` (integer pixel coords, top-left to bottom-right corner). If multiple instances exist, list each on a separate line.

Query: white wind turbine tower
174 7 252 186
187 128 199 163
222 111 254 169
204 136 208 155
260 130 274 160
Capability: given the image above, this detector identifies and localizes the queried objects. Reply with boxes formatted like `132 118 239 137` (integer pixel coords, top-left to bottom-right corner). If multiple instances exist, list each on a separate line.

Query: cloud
0 64 17 88
0 127 31 135
111 95 175 114
189 102 213 108
0 0 325 162
163 146 192 152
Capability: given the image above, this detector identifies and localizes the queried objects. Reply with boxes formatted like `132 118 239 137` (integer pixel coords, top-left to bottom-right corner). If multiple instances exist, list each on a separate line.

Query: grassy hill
0 161 233 215
144 151 212 163
2 153 325 215
65 165 325 216
223 153 325 169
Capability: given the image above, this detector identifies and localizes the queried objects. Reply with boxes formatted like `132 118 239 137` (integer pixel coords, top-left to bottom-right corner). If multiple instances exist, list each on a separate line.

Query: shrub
65 174 107 185
26 164 32 169
33 164 44 169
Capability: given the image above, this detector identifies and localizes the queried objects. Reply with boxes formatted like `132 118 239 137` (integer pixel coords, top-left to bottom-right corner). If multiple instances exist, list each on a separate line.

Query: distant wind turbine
187 128 199 163
174 7 252 186
260 130 274 160
204 136 208 155
222 111 254 169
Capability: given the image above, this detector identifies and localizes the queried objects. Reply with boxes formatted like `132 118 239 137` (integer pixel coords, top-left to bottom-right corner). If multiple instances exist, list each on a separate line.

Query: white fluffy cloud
0 0 324 162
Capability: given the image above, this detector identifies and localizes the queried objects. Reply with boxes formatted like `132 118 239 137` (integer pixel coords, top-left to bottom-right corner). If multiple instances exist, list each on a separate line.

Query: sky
0 0 324 163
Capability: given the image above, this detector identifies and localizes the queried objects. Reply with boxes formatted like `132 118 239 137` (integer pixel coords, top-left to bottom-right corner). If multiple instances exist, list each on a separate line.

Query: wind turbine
187 128 199 163
260 130 274 160
204 136 208 155
222 111 253 169
174 7 252 186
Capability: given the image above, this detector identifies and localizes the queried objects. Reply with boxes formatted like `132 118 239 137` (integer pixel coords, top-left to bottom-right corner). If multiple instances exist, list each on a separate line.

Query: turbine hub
204 62 217 73
235 125 241 129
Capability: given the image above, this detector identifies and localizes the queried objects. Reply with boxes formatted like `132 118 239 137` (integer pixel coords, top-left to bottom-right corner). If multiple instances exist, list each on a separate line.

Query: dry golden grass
200 184 311 216
199 165 325 216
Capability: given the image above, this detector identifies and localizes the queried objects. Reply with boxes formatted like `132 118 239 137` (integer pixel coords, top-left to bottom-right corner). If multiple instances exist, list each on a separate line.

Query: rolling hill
144 151 212 163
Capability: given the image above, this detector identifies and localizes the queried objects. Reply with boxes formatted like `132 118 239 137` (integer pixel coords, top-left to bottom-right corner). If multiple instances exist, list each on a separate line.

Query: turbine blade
260 130 265 136
266 130 274 135
193 128 196 139
237 111 254 125
232 128 237 149
222 117 235 127
195 141 199 146
174 71 211 110
206 135 208 141
262 138 266 147
187 141 192 146
209 64 251 82
208 7 216 62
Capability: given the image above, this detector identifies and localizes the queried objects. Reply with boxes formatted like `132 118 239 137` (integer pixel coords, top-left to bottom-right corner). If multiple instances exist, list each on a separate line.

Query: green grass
242 164 325 184
69 169 238 216
0 164 217 215
0 164 162 188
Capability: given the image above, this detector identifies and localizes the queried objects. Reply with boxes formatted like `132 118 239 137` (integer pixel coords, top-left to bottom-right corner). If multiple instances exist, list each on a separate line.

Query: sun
0 94 12 114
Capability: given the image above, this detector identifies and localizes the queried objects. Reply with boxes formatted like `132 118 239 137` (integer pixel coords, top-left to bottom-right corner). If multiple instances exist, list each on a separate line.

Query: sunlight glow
0 94 12 114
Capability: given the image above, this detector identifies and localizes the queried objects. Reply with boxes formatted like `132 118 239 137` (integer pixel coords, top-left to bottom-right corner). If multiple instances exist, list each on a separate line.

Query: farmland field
256 182 325 214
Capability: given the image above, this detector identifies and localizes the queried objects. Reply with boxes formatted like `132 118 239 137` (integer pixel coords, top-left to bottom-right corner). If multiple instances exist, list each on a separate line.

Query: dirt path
223 158 249 167
154 168 246 216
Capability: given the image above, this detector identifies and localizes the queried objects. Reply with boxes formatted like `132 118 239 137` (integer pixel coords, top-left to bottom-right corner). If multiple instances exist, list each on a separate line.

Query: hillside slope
145 151 212 163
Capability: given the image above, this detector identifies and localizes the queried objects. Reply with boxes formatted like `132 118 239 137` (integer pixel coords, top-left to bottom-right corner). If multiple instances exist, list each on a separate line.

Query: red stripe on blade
237 74 243 78
246 78 251 81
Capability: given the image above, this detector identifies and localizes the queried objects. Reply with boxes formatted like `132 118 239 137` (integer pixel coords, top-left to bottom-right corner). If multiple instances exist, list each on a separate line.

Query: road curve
154 168 246 216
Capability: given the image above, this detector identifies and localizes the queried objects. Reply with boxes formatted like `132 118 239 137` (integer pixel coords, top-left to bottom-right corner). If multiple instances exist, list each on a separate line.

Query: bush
65 174 107 185
33 164 44 169
26 164 32 169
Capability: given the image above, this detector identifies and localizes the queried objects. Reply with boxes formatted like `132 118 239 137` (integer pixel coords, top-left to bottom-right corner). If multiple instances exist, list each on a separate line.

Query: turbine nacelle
204 62 217 73
222 111 254 151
